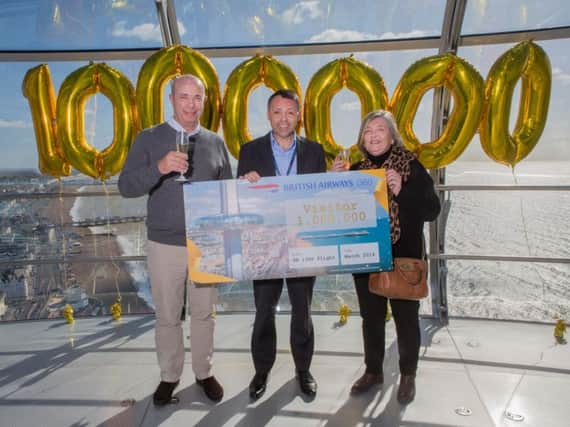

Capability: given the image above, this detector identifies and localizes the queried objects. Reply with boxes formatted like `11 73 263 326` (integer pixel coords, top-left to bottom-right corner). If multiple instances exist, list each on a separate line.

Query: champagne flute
175 131 189 182
337 148 350 170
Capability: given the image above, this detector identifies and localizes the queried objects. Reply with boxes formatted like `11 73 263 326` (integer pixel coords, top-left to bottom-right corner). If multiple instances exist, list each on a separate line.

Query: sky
1 0 569 173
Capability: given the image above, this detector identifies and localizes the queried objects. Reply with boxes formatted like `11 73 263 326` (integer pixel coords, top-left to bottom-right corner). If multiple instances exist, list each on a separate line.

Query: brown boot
350 372 383 395
397 374 416 404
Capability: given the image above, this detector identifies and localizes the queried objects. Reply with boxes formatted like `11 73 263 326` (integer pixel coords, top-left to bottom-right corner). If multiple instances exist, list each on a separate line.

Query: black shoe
249 372 268 400
397 374 416 405
297 370 317 397
196 376 224 402
153 380 179 406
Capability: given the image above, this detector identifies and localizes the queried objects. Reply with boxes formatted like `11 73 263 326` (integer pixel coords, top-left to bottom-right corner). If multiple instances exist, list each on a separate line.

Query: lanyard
273 149 297 176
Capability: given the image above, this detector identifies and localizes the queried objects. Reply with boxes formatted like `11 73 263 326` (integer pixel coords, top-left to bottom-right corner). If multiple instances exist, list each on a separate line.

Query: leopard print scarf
357 145 416 243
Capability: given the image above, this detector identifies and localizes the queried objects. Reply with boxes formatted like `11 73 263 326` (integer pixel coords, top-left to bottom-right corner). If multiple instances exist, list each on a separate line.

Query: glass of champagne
175 131 189 182
338 148 350 170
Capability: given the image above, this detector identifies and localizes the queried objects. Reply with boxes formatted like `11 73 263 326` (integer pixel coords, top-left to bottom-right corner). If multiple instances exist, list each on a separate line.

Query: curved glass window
444 39 570 323
0 61 38 170
175 0 444 47
462 0 570 34
446 259 570 321
0 0 161 51
1 1 570 323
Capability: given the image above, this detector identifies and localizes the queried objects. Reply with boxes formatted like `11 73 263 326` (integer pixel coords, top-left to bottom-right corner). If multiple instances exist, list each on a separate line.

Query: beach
53 185 153 317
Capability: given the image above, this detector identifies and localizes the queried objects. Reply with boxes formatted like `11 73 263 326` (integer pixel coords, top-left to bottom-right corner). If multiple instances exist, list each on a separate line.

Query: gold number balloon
23 42 554 177
136 45 221 131
304 56 388 162
222 54 301 159
390 54 485 169
22 64 71 178
56 63 138 180
479 41 551 166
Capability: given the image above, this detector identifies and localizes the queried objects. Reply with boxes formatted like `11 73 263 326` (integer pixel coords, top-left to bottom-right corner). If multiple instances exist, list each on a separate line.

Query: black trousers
353 273 420 376
251 276 315 375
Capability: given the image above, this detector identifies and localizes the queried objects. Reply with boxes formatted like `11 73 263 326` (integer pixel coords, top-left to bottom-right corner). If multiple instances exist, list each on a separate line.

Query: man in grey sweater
118 74 232 405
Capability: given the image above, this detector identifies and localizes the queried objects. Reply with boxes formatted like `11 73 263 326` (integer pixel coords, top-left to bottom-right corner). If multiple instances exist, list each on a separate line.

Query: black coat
352 158 441 259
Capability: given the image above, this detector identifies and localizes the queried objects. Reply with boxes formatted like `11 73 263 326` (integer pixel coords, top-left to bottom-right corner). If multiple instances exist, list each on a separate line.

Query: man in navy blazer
237 89 326 400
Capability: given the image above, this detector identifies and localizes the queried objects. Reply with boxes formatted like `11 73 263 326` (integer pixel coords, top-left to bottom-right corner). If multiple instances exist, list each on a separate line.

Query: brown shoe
196 376 224 402
350 372 383 395
397 374 415 405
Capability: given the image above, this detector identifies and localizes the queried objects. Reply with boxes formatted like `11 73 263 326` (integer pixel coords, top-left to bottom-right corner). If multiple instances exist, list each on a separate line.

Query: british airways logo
248 183 280 193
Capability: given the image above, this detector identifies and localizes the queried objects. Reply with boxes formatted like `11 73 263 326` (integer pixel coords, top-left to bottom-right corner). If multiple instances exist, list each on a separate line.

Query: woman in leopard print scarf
331 110 440 405
355 133 416 244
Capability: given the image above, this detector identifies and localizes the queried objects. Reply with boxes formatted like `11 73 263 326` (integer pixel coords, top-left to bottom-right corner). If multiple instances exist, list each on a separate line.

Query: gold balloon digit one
222 55 301 159
304 56 388 162
479 41 552 166
390 54 485 169
136 45 221 131
22 64 71 178
57 63 138 180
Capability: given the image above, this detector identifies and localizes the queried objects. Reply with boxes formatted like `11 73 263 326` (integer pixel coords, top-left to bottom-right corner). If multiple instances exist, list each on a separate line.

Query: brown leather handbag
368 257 428 300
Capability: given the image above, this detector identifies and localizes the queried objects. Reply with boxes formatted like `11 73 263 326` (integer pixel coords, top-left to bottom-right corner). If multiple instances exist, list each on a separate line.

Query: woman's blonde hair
356 110 404 155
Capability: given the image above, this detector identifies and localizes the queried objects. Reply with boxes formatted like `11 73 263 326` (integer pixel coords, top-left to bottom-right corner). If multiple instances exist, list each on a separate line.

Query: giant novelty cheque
183 170 392 284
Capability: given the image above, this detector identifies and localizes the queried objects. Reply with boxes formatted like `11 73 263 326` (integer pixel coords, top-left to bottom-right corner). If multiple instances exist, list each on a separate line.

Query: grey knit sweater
118 122 233 246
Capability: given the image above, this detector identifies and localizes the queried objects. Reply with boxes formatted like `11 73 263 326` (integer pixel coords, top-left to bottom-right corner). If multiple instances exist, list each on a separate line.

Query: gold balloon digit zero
222 55 301 159
304 56 388 163
56 63 138 180
136 45 221 132
479 41 552 166
390 54 485 169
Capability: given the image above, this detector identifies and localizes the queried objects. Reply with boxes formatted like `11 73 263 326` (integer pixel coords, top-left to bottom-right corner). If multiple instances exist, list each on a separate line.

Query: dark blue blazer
237 133 326 177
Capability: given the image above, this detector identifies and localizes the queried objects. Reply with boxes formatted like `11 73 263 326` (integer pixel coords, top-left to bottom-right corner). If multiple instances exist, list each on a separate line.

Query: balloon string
511 166 547 300
58 178 68 289
88 178 98 296
102 180 122 302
